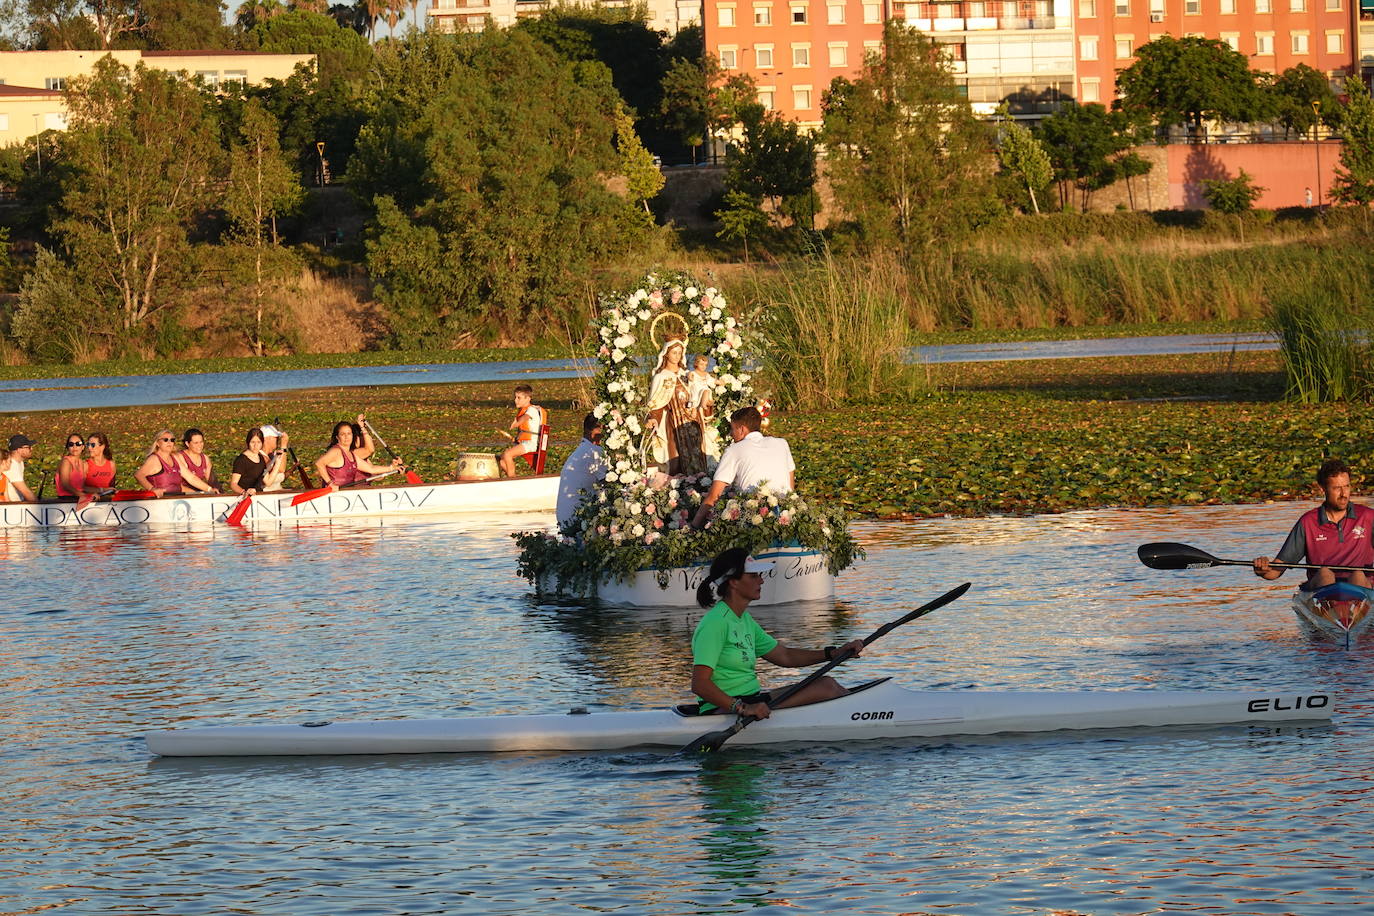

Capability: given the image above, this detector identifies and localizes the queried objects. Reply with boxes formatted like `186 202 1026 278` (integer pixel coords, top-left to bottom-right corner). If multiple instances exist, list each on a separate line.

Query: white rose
593 404 608 419
616 460 630 471
606 471 619 483
638 309 651 321
726 317 736 329
685 286 698 298
630 502 643 515
689 304 701 315
626 417 641 434
632 523 645 537
617 319 631 334
710 308 722 320
612 349 625 362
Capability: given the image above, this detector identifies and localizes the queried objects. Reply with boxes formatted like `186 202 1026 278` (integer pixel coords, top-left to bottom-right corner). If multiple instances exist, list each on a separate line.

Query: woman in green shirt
691 547 864 718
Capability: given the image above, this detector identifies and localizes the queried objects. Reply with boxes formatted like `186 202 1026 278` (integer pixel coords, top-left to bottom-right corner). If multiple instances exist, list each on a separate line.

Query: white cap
259 424 282 438
743 556 774 574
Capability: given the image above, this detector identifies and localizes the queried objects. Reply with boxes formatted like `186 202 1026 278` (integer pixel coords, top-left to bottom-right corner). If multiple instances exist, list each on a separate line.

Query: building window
1220 0 1236 11
1326 0 1341 9
1184 0 1200 11
720 47 738 68
223 70 247 89
967 1 985 15
719 5 736 25
756 45 774 67
794 87 813 109
758 89 775 109
793 44 810 66
1079 0 1096 15
1220 32 1240 49
1291 31 1308 53
1255 32 1273 54
1327 30 1343 53
827 2 845 22
1255 0 1270 11
44 77 65 90
1115 36 1133 57
1081 78 1101 102
1115 0 1129 14
791 4 808 22
863 2 881 21
829 43 849 66
1080 36 1099 59
755 4 772 24
1290 0 1305 9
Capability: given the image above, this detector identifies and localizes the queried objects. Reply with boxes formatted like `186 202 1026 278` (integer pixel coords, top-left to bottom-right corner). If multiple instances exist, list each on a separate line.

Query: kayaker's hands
1253 557 1281 579
838 638 865 659
739 701 770 720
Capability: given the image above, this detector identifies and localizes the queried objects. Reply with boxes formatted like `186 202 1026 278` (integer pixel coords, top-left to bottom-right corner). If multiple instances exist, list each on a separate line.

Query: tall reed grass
1266 247 1374 403
738 251 922 408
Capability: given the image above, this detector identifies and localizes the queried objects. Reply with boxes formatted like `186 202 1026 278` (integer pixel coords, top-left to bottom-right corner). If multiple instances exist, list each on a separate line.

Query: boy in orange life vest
499 384 544 478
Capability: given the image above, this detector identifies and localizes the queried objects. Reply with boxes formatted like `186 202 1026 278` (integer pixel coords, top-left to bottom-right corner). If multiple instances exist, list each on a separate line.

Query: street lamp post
1312 99 1322 209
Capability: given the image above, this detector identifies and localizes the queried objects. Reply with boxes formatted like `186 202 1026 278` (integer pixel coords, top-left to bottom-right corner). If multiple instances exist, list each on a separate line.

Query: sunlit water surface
2 502 1371 915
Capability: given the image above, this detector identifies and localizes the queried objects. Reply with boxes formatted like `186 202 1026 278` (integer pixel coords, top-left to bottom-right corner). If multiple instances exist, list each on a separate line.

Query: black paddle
680 582 972 756
1138 541 1372 573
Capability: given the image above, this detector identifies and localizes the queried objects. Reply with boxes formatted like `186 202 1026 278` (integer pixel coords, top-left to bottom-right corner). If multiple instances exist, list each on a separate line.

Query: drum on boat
456 452 499 481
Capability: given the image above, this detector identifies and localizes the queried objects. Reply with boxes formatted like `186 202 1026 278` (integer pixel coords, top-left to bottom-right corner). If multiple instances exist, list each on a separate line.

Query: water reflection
697 760 773 890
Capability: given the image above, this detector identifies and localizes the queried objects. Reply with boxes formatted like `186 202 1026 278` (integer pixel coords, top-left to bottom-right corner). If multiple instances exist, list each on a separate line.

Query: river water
1 501 1370 914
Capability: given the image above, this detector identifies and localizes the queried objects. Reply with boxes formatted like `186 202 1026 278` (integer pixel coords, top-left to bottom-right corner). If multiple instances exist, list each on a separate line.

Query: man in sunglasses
4 434 36 503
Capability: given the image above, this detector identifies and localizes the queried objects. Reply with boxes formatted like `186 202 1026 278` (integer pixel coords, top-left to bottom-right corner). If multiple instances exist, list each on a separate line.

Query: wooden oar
288 469 400 507
363 419 423 485
1138 542 1372 573
272 417 314 489
225 492 253 526
680 582 972 756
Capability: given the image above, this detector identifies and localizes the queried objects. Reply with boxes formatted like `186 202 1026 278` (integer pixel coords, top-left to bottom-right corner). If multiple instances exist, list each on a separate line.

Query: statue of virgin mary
644 338 717 475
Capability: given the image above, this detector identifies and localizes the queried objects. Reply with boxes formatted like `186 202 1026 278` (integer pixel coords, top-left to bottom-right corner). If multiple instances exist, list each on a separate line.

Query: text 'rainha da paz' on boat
514 272 863 608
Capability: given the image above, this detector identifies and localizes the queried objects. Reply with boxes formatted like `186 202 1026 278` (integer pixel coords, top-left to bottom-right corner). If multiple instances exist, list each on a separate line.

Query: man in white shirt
691 407 794 529
557 414 607 529
5 434 36 502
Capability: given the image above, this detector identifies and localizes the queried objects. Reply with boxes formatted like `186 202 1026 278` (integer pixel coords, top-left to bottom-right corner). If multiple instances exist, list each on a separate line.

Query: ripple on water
2 504 1373 914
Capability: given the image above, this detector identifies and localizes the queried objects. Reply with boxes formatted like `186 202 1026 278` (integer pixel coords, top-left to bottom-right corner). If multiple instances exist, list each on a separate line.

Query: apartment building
428 0 702 35
1075 0 1356 104
0 50 315 147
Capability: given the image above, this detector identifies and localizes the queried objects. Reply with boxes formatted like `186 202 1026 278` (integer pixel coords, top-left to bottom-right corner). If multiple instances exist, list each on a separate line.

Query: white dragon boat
0 475 558 529
145 677 1334 756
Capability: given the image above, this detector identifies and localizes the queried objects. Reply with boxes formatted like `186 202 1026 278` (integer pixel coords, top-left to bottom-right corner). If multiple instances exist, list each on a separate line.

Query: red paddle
111 489 157 502
289 469 400 507
363 420 423 485
225 493 253 526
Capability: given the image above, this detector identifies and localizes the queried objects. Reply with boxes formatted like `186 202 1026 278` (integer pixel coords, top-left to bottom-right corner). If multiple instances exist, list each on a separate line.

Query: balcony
907 15 1068 31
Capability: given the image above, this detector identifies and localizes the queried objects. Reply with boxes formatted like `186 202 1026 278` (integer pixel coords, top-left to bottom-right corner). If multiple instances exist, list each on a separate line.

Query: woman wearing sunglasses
83 433 116 493
134 429 214 498
54 433 87 499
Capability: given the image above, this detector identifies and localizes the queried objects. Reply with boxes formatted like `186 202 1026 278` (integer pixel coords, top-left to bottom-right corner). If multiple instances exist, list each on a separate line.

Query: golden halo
649 311 690 351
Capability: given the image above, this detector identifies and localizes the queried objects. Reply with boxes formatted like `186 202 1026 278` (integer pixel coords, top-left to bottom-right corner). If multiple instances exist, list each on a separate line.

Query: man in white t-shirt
5 434 36 502
691 407 794 529
556 414 607 529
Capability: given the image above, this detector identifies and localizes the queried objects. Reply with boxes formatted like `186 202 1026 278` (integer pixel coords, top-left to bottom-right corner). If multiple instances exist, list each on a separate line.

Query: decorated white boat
1292 583 1374 647
0 475 558 529
515 272 863 607
145 677 1335 757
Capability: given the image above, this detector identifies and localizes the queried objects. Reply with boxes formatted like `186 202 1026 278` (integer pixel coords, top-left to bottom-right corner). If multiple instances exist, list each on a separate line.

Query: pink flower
599 346 609 356
779 511 791 525
671 290 683 304
653 518 664 529
645 503 658 515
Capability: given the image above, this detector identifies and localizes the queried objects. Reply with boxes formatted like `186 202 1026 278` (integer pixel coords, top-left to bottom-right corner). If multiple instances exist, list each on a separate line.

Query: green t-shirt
691 601 779 707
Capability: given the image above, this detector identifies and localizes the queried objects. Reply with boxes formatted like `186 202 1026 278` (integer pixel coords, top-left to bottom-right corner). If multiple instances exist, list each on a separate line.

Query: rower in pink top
314 414 401 490
1254 458 1374 595
134 429 214 498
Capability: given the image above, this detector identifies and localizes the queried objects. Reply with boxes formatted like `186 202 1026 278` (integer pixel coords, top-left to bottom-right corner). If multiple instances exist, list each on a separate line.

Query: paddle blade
111 489 156 502
680 721 744 756
225 494 252 526
1137 542 1223 570
290 486 331 506
404 469 424 485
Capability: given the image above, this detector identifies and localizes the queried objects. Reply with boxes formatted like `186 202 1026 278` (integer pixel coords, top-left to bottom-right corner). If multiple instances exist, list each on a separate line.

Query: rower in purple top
1253 458 1374 593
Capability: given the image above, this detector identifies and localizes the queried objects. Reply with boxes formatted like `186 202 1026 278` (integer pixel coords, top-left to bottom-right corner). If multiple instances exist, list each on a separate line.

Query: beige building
427 0 702 36
0 50 315 146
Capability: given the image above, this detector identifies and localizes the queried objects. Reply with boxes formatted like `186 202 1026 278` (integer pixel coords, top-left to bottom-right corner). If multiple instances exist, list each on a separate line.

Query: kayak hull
145 679 1334 757
541 544 835 607
0 475 558 529
1292 583 1374 645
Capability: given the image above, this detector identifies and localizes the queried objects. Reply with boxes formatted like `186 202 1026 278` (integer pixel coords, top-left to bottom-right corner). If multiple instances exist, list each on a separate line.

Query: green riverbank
3 346 1358 518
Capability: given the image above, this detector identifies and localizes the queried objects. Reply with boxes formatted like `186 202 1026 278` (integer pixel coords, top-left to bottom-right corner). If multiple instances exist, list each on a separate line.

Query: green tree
659 41 757 163
354 29 639 345
250 8 370 87
614 106 664 216
994 109 1052 214
1267 64 1338 139
821 23 995 252
715 188 768 263
724 102 816 227
1331 77 1374 207
1202 168 1264 214
55 58 222 342
1036 103 1136 210
224 99 304 355
1116 35 1261 140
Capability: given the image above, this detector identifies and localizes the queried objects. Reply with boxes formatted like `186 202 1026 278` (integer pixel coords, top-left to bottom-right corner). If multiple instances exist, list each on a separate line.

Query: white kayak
541 544 835 607
145 678 1334 757
0 475 558 529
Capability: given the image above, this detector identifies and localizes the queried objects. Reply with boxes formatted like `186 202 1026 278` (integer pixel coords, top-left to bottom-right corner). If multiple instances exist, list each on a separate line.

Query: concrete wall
1166 140 1343 209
